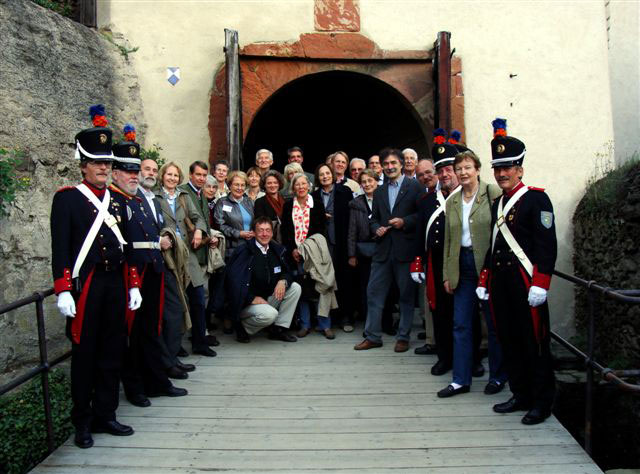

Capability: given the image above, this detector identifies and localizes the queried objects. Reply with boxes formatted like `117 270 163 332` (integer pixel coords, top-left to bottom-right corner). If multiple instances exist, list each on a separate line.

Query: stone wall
573 161 640 367
0 0 145 381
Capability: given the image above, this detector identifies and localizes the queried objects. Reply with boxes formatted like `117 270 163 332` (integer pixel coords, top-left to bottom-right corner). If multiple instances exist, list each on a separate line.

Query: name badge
222 205 233 213
273 266 281 273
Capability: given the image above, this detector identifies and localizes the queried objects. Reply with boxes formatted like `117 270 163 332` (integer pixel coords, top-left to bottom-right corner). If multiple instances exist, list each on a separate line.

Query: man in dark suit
354 148 425 352
178 160 218 356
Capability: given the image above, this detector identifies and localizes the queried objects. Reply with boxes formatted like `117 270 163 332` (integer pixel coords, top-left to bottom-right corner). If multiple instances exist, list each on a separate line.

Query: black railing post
584 284 596 456
35 293 55 453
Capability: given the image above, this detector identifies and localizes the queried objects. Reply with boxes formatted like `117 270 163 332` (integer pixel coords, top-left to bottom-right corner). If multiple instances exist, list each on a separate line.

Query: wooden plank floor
34 323 601 473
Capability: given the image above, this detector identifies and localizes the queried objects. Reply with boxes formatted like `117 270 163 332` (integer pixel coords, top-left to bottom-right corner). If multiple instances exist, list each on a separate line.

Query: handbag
356 241 376 258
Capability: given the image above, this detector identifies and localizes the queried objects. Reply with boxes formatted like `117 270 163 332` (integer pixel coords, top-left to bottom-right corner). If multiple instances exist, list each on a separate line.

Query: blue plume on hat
89 104 108 127
492 118 507 137
123 123 136 142
449 130 461 144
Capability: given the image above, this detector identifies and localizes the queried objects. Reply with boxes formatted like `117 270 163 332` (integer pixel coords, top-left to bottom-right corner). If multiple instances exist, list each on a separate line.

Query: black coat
311 183 352 260
370 176 425 262
347 194 374 258
253 195 280 222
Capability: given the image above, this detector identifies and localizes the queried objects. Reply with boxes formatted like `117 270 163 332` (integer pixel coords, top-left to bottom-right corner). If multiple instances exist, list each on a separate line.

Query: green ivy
0 148 30 217
100 31 139 60
0 369 73 474
140 144 165 169
30 0 74 18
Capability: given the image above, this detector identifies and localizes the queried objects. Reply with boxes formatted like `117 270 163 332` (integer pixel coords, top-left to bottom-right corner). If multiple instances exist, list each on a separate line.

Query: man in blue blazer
354 148 425 352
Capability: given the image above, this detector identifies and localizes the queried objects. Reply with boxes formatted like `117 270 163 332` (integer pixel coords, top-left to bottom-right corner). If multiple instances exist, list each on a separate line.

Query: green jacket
178 182 210 266
443 180 501 290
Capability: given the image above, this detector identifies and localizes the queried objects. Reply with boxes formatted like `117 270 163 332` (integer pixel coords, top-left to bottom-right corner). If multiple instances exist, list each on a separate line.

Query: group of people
51 105 558 450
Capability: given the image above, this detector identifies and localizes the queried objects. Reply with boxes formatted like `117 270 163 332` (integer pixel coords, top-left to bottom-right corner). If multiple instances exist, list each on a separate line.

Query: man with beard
110 126 188 406
410 130 463 373
354 148 424 352
50 105 141 448
138 157 196 380
477 118 557 425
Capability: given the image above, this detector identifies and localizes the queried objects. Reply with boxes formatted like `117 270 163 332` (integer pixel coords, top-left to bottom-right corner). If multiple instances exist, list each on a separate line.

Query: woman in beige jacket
438 150 507 398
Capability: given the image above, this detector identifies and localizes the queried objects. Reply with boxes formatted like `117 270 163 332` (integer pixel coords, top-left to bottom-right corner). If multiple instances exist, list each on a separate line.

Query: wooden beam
78 0 96 28
435 31 451 131
225 29 243 171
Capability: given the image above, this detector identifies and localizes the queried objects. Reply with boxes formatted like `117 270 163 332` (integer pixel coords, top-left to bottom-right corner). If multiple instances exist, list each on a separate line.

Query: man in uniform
476 118 557 425
110 125 188 407
51 105 142 448
410 129 462 372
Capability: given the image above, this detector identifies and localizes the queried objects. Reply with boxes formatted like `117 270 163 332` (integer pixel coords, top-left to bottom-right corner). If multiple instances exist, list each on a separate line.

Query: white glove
57 291 76 318
128 287 143 311
476 287 489 301
528 286 547 307
410 272 425 284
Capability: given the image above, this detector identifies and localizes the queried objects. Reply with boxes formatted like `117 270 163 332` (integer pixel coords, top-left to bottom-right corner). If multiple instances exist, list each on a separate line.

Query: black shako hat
431 129 468 169
74 104 114 162
112 124 141 172
490 118 526 168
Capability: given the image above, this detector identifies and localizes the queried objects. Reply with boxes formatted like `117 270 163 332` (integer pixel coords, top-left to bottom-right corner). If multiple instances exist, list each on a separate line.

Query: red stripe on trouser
518 265 541 345
157 272 165 335
426 249 436 312
71 269 96 344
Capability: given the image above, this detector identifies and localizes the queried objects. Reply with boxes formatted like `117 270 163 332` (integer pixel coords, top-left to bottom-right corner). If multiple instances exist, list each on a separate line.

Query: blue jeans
452 248 506 386
298 300 330 330
186 283 207 351
364 258 416 344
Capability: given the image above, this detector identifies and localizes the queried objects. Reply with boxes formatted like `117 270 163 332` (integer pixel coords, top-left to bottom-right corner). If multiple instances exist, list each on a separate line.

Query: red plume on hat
492 118 507 137
89 104 108 128
433 128 447 144
123 123 136 142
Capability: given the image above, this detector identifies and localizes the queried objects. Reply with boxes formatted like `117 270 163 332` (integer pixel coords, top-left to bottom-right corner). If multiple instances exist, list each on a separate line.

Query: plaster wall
99 0 616 335
607 0 640 164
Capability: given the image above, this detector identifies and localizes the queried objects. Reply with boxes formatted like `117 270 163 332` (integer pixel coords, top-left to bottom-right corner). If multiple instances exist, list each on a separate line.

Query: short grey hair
255 148 273 162
284 162 304 179
349 157 366 170
289 172 309 194
205 174 218 187
402 148 418 160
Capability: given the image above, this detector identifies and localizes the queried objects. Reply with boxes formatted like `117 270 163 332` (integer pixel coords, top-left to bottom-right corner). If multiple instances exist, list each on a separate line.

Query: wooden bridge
34 328 601 473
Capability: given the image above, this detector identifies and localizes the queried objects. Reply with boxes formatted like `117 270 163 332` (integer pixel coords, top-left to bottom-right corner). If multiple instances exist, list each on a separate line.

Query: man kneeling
227 216 300 342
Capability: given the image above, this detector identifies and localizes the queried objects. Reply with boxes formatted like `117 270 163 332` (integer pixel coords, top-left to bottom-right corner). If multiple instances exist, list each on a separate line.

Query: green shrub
140 144 165 169
0 369 73 474
30 0 73 18
0 148 30 217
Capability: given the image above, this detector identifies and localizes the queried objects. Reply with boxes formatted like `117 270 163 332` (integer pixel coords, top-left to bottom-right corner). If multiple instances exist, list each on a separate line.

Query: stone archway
208 32 465 167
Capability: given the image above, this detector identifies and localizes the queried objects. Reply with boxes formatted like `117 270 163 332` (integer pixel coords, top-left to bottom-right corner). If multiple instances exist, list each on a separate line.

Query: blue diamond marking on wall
167 67 180 86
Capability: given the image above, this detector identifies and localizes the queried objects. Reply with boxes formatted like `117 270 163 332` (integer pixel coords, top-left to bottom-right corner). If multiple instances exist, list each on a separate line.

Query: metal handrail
551 270 640 456
0 288 71 454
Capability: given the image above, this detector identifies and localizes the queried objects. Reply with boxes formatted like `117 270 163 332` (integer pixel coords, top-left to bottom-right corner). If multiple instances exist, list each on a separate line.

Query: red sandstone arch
208 32 464 165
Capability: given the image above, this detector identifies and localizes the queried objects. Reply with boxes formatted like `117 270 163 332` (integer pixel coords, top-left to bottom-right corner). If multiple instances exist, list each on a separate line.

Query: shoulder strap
73 185 126 279
424 187 459 250
491 186 532 277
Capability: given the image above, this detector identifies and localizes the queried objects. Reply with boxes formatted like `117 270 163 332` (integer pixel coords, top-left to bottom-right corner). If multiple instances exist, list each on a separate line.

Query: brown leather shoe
354 339 383 350
394 340 409 353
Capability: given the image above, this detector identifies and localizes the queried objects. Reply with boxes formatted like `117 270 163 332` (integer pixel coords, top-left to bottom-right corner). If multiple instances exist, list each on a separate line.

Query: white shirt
461 190 478 248
255 240 269 255
139 186 158 222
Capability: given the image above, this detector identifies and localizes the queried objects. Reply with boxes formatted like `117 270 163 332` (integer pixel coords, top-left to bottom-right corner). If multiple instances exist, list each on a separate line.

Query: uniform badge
127 205 133 221
437 146 445 155
540 211 553 229
496 144 505 154
99 133 108 144
129 146 137 156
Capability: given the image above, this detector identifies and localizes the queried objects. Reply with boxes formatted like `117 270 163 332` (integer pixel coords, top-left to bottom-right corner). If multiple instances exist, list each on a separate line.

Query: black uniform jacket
411 189 451 310
50 181 140 343
479 181 557 291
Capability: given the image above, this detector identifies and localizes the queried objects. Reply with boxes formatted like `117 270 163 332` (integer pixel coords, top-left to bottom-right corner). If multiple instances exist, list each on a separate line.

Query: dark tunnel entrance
242 70 430 172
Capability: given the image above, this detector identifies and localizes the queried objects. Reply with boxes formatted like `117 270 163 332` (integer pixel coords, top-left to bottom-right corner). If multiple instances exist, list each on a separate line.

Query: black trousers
161 271 183 367
66 267 126 429
122 268 172 396
186 283 207 351
432 286 454 366
490 265 556 411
